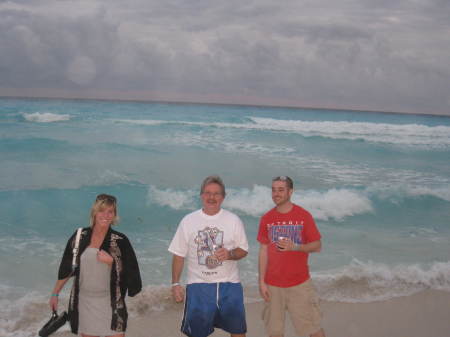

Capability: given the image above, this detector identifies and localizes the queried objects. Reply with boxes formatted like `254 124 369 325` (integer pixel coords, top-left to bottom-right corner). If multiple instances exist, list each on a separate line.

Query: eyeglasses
96 194 117 203
202 192 224 198
272 176 290 181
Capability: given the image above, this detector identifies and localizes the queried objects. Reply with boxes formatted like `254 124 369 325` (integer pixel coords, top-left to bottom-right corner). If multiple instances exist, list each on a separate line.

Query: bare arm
49 277 70 311
258 244 270 302
171 254 185 303
298 239 322 253
277 239 322 253
215 247 248 261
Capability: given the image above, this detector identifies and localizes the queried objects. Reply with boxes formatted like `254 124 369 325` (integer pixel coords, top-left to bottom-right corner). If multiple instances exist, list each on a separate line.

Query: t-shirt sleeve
234 216 249 252
168 219 189 257
257 215 270 244
303 213 321 243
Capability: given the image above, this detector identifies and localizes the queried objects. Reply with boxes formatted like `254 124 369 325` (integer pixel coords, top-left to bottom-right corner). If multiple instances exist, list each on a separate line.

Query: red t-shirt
257 204 321 287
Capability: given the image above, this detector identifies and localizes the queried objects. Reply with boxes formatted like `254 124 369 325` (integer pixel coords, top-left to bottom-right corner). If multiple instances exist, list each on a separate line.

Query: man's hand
276 237 296 251
259 281 270 302
214 247 230 261
172 284 185 303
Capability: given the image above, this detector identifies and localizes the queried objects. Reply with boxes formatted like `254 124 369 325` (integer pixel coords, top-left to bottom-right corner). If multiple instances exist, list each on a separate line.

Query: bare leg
81 333 125 337
310 328 325 337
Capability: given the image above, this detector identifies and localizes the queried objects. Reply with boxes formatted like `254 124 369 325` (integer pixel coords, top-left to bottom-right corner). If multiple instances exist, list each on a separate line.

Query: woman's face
94 205 116 228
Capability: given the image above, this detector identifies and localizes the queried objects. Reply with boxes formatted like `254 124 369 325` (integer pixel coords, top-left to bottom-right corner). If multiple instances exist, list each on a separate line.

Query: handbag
38 228 83 336
38 310 68 337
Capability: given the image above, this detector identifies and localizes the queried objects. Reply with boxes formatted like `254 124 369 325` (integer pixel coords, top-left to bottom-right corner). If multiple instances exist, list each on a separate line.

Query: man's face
201 183 225 215
272 180 293 206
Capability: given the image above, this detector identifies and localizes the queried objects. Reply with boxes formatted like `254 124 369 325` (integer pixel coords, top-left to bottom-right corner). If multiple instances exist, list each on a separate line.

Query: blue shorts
181 282 247 337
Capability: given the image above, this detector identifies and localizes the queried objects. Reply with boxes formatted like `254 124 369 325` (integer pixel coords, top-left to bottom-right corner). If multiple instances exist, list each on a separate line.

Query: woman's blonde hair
90 194 119 227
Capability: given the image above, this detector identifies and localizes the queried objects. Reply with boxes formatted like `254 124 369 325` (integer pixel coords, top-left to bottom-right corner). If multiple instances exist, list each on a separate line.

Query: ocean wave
94 169 132 186
22 112 71 123
403 186 450 202
249 117 450 147
367 182 450 203
0 236 61 257
112 118 167 126
112 117 450 148
0 286 70 337
314 259 450 302
146 185 373 220
147 186 198 210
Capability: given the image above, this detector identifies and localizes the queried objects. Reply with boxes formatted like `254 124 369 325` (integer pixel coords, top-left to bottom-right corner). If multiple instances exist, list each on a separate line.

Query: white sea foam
23 112 71 123
112 117 450 148
404 185 450 202
146 185 374 220
147 186 198 210
249 117 450 147
224 185 274 217
314 259 450 302
297 189 373 221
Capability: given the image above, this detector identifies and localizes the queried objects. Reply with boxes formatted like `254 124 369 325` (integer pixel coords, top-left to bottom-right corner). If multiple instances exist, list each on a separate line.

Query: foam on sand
314 259 450 302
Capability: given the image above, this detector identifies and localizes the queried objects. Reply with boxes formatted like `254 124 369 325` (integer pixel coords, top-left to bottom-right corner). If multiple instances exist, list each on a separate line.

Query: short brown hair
272 176 294 189
200 175 226 196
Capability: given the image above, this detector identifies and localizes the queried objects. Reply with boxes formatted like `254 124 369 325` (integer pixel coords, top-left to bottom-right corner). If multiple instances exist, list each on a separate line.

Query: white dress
78 247 117 336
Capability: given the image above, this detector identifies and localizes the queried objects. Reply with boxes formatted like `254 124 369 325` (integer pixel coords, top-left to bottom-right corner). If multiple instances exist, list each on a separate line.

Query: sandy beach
127 290 450 337
121 289 450 337
35 288 450 337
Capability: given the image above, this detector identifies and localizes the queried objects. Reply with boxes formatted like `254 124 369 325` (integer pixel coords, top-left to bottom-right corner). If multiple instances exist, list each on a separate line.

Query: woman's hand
97 249 114 266
49 295 58 311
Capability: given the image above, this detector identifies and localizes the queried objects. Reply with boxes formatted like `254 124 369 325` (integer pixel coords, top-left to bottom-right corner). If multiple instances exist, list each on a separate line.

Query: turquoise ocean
1 97 449 336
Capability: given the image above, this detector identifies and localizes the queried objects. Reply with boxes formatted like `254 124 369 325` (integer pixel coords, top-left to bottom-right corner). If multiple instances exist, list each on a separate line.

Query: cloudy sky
1 0 449 115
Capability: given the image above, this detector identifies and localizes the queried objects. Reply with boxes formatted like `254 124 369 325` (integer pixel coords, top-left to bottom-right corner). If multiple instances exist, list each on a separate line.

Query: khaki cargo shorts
262 279 322 336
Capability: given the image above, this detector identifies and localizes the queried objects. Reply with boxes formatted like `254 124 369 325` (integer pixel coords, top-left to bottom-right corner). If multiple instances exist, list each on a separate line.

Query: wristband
171 282 180 287
293 244 301 251
51 293 59 297
229 249 235 260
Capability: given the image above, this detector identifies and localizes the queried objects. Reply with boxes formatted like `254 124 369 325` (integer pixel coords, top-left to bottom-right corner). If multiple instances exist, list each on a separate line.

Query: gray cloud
0 0 449 114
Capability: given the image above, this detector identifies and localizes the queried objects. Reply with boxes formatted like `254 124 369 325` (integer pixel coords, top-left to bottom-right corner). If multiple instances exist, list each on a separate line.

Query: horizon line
1 93 449 119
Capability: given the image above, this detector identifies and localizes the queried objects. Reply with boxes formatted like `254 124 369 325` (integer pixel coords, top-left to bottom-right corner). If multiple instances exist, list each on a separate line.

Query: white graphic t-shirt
168 208 249 284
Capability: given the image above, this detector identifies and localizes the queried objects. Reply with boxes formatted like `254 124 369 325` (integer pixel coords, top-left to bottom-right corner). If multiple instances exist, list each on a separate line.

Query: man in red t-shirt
257 176 325 337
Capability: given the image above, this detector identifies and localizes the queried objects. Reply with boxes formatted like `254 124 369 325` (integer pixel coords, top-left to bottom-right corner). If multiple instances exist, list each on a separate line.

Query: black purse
39 228 83 336
38 310 68 337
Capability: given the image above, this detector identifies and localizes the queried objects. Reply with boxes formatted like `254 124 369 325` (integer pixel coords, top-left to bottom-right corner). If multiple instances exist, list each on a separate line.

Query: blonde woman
49 194 142 337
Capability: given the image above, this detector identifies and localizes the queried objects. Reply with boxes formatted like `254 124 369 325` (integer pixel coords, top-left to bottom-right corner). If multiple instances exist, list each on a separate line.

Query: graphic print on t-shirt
268 222 304 244
194 226 224 269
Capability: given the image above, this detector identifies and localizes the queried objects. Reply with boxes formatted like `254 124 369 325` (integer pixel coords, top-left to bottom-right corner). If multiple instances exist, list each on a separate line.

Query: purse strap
71 227 83 272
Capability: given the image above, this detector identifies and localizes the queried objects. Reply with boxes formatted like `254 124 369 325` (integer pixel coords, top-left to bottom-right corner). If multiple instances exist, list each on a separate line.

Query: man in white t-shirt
169 175 249 337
